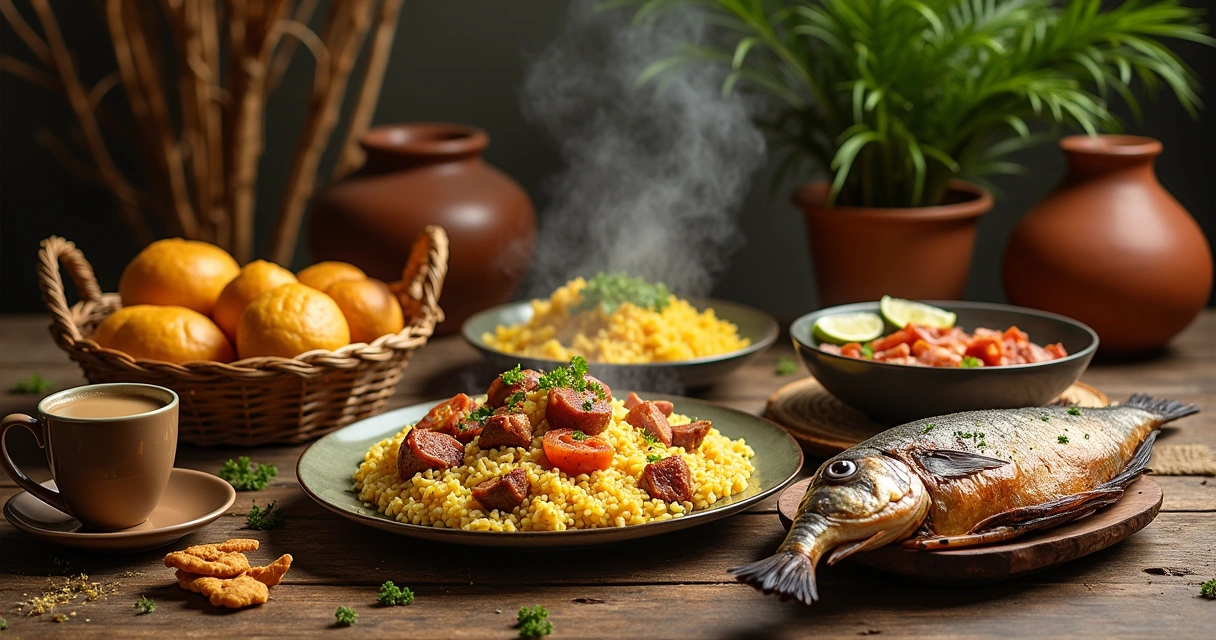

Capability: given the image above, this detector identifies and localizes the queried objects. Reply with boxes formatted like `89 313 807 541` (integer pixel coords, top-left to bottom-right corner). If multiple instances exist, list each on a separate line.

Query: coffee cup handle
1 413 71 514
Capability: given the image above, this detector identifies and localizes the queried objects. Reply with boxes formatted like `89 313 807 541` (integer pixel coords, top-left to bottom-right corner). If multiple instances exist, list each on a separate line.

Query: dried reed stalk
1 0 404 264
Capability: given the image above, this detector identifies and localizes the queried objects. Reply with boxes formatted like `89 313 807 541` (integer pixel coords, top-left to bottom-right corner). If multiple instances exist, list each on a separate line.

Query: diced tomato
841 342 863 358
874 342 911 361
416 393 475 436
965 338 1005 367
1045 343 1068 359
1003 326 1029 344
871 330 912 352
542 428 614 476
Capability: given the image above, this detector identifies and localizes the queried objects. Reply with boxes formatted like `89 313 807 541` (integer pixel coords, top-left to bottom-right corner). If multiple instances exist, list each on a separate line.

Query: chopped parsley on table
1058 435 1070 444
1201 578 1216 599
10 372 52 394
218 457 278 491
334 606 358 626
1068 406 1083 416
134 596 155 614
517 605 553 638
572 272 671 315
246 501 286 530
774 357 797 376
377 581 414 606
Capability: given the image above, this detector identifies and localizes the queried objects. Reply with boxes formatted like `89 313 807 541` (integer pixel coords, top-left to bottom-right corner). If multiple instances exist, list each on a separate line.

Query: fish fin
729 551 818 605
913 449 1009 478
1124 394 1200 423
825 530 887 566
1107 430 1156 486
964 488 1124 537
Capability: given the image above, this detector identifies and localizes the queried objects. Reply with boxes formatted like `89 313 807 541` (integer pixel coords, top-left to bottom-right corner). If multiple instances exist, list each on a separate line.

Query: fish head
794 451 931 565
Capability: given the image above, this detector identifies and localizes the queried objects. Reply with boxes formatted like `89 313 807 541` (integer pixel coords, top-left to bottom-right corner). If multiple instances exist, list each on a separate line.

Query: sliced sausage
625 401 672 446
623 392 672 416
671 420 711 450
471 468 530 513
546 388 612 435
477 412 534 449
397 428 466 479
486 369 542 408
639 456 693 503
452 418 483 444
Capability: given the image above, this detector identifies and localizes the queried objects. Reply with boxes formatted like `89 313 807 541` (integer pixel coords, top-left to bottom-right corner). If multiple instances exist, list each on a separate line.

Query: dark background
2 0 1213 317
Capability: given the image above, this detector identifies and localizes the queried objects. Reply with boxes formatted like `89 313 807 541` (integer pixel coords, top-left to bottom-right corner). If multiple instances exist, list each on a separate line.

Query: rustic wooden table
1 313 1212 638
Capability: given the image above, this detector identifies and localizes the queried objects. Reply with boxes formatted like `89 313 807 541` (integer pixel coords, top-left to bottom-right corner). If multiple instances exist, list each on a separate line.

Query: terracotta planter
310 123 536 334
1002 135 1213 354
794 181 992 307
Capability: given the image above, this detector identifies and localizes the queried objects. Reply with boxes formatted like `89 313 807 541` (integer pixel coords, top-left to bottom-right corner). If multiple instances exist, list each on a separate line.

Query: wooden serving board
776 475 1162 585
766 377 1109 458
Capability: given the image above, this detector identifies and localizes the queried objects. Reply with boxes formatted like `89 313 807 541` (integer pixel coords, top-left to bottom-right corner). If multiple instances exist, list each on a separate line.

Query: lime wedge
879 296 957 329
813 312 885 345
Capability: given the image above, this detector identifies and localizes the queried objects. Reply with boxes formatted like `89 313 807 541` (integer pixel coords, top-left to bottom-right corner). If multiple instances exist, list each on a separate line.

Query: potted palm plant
623 0 1210 305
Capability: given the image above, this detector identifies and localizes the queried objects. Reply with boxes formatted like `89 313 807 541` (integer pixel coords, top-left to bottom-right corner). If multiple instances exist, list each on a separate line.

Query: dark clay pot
309 123 536 333
794 181 992 307
1002 135 1213 354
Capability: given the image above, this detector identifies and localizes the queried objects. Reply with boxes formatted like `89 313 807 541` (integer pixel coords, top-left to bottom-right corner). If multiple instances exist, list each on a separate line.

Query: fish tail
1125 394 1200 423
729 550 818 605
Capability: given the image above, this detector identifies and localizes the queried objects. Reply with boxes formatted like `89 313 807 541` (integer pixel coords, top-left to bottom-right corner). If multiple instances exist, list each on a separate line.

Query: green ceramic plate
297 393 802 547
462 298 779 392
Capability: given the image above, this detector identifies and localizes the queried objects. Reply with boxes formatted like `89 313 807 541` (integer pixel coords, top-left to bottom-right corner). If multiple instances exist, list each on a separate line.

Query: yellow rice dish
483 274 750 363
353 388 755 532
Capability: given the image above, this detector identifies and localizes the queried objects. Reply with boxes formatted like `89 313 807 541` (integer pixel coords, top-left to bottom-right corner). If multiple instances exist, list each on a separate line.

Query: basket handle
400 225 449 325
37 236 105 343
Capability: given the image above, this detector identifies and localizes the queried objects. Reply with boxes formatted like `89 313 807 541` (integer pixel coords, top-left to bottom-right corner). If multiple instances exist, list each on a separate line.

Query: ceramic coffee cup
0 383 178 531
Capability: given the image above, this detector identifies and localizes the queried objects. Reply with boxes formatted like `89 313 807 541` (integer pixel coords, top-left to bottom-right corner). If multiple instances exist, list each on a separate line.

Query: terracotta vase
309 123 536 334
794 181 992 307
1002 135 1213 354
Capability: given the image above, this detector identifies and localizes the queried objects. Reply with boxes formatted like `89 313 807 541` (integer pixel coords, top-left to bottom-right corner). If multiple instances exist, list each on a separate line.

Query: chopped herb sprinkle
468 405 496 424
1058 435 1069 444
1068 406 1082 416
1084 433 1090 439
922 423 935 434
1201 578 1216 599
646 453 662 463
505 392 527 408
377 581 414 606
572 272 671 315
246 501 285 530
218 457 278 491
500 365 526 386
10 372 52 394
571 430 588 442
641 432 664 448
960 356 983 368
334 606 358 626
134 596 155 614
517 605 553 638
538 357 604 399
1041 415 1050 421
774 357 797 376
581 398 594 411
860 344 874 359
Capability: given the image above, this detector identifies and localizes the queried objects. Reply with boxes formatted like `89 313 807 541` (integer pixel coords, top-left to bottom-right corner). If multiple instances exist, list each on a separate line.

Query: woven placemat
1150 444 1216 476
765 377 1110 458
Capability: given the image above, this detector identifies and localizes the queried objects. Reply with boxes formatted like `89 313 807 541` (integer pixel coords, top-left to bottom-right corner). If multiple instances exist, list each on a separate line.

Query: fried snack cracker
176 570 268 609
163 538 259 577
247 554 293 587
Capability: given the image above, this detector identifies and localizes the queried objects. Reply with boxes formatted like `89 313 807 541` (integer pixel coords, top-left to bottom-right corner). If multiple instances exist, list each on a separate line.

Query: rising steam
520 0 767 297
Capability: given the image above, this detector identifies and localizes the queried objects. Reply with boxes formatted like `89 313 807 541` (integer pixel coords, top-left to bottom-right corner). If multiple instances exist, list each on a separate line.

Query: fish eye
823 459 858 481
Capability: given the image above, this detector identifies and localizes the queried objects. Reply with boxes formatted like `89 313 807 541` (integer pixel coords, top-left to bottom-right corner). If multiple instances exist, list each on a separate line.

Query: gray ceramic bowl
463 298 778 392
791 301 1098 424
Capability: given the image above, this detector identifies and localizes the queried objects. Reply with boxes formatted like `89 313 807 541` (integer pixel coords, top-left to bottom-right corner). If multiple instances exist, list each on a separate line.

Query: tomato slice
965 337 1005 366
542 428 613 476
416 393 475 435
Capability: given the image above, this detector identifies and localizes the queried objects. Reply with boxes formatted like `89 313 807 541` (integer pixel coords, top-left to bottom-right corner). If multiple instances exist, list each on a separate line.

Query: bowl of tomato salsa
791 301 1099 423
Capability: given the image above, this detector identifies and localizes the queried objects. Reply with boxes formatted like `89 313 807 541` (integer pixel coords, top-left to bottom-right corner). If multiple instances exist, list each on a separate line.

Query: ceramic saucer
3 468 236 552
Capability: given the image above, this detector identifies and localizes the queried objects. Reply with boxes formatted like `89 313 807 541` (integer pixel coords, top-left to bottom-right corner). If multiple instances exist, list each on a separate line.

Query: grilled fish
732 394 1199 605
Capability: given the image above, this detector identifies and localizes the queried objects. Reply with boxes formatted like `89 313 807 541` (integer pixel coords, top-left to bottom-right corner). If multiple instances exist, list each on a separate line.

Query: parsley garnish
860 344 874 359
774 357 797 376
1068 406 1082 416
218 457 278 491
505 392 527 407
134 596 155 614
572 272 671 315
1201 578 1216 599
10 372 52 394
641 432 664 448
1041 415 1050 421
501 365 525 386
468 405 495 424
571 430 588 442
377 581 414 606
960 356 982 368
581 398 594 411
538 356 590 392
646 453 662 463
1058 435 1069 444
246 501 286 530
517 605 553 638
922 423 935 434
334 606 358 626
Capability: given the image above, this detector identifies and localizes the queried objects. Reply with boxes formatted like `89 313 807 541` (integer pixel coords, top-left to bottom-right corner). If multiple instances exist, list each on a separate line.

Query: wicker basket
36 227 449 446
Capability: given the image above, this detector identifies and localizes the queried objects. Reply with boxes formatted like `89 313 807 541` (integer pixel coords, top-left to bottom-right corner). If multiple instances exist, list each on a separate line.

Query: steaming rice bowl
483 275 750 363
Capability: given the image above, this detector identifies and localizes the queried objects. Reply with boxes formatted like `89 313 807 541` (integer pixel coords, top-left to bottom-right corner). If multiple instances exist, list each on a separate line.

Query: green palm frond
620 0 1213 207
